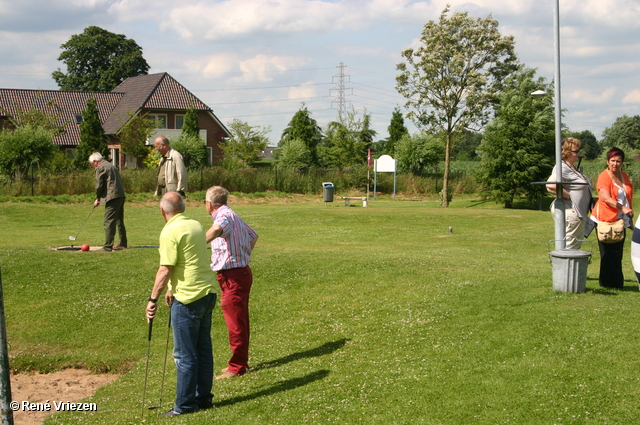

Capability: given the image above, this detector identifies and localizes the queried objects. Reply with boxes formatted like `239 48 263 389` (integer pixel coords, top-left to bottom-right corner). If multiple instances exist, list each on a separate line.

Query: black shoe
198 400 214 410
161 409 182 417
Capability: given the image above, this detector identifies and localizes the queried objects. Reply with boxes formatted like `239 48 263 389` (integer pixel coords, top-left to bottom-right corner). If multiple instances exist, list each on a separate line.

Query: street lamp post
552 0 565 251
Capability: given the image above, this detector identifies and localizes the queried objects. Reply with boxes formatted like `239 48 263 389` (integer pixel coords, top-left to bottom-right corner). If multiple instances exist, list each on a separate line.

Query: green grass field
2 194 640 424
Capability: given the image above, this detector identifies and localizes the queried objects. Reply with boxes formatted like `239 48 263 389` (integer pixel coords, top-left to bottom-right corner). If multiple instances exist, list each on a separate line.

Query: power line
205 95 331 106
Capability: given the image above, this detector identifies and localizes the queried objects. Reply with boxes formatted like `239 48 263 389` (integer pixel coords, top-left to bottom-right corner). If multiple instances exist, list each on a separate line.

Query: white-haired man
154 136 187 197
89 152 127 251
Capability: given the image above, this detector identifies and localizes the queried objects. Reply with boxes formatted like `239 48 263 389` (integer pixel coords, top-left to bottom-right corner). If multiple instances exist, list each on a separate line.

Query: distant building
0 72 230 168
260 146 278 160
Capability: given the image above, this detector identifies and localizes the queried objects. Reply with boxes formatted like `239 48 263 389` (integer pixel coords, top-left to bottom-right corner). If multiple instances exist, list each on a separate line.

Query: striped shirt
210 205 258 272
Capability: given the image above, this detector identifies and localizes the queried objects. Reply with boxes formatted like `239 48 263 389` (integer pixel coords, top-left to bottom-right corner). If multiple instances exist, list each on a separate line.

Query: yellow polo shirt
159 213 216 304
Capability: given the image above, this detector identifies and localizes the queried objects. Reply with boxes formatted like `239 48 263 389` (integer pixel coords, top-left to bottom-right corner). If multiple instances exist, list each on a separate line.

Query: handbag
597 219 625 243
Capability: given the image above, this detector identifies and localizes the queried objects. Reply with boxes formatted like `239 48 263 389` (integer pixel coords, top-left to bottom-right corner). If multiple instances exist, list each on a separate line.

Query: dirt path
9 369 119 425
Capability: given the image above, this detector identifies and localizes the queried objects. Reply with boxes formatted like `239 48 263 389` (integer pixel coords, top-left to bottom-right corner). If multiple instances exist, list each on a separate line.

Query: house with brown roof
0 72 230 168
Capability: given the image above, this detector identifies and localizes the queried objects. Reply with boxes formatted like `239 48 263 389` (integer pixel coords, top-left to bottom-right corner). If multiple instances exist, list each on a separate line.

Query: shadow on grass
588 279 639 294
251 338 349 372
215 370 330 408
466 197 554 211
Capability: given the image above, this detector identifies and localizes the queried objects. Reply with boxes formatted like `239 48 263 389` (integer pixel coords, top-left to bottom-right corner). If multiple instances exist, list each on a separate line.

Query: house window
75 115 83 124
175 115 185 129
207 147 213 165
147 114 167 129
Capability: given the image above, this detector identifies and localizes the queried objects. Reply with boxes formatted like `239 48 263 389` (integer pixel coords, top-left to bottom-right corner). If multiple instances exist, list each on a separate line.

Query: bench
339 196 368 207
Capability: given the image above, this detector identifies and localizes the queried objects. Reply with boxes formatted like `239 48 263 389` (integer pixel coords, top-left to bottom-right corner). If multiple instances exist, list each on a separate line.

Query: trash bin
549 248 591 293
323 182 334 203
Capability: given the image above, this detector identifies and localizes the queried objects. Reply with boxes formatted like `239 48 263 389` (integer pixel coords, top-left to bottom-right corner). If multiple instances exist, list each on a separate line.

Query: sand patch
10 369 119 425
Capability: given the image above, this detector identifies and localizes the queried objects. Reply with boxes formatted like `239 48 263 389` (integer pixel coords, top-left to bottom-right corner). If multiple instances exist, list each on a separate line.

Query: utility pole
330 62 352 124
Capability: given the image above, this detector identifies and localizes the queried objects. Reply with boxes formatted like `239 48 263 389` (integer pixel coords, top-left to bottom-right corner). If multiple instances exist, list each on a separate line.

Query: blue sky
1 0 639 145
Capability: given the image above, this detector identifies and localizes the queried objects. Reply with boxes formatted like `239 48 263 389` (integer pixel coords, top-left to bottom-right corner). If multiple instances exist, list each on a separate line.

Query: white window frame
147 114 167 129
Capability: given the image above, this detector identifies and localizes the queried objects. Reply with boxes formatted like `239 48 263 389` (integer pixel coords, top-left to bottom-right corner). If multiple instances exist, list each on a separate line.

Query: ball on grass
81 244 90 252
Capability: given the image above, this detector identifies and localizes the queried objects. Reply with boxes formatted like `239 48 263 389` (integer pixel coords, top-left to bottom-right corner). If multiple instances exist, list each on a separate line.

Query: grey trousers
104 197 127 250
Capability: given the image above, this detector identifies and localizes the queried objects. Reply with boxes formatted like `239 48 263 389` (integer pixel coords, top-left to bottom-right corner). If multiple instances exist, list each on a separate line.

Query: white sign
375 155 396 173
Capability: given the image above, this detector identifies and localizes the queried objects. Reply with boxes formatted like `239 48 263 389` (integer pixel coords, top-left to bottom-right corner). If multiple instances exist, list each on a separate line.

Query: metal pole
553 0 566 250
0 268 14 425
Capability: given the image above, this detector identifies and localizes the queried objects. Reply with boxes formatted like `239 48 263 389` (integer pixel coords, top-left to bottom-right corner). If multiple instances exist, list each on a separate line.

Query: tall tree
318 109 377 169
280 105 323 166
223 119 270 167
396 6 518 206
600 115 640 156
117 111 157 160
476 67 555 208
52 26 150 92
75 98 108 169
181 106 200 139
386 107 408 155
175 106 208 169
451 129 483 161
566 129 600 161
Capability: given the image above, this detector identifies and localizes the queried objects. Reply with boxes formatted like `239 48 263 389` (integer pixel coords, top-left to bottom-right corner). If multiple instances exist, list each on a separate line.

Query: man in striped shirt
205 186 258 379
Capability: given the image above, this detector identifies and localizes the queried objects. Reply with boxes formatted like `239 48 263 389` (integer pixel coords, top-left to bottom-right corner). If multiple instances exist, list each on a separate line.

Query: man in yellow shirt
146 192 216 416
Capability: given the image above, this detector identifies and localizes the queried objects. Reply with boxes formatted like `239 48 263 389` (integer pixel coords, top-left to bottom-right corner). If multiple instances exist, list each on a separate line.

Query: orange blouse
593 170 632 223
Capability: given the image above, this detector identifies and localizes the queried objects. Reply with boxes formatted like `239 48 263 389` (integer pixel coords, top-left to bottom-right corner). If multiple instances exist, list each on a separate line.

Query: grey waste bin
323 182 334 203
549 248 591 293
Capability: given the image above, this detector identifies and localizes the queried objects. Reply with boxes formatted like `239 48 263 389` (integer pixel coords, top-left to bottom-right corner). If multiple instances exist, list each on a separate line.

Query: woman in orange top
592 147 633 288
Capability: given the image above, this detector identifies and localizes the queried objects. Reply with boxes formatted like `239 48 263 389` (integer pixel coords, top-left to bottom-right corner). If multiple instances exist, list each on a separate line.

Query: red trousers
217 266 252 375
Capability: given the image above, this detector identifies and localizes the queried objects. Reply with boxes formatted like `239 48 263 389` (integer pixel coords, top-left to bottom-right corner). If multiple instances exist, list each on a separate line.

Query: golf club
148 311 171 410
69 205 96 243
141 319 153 419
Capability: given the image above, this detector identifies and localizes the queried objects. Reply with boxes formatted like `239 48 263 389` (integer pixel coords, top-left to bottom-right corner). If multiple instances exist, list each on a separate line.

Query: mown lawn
1 194 639 424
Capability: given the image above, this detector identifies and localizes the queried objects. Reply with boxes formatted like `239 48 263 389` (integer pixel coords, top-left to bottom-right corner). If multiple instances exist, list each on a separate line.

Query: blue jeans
171 293 217 413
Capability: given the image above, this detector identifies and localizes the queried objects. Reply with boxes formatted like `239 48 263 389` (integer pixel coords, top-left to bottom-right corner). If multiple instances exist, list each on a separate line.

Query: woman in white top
546 138 593 249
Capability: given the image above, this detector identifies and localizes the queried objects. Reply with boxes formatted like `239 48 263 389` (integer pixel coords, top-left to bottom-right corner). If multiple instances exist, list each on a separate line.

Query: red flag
367 149 372 167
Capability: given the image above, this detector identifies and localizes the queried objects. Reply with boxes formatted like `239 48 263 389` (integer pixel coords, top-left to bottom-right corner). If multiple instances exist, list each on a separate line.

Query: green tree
75 98 108 169
280 105 323 166
396 6 518 206
117 111 157 161
222 119 270 167
600 115 640 157
318 110 377 169
395 132 444 175
566 129 600 161
181 106 200 139
273 138 312 171
0 125 55 181
476 67 555 208
52 26 150 92
172 134 209 170
386 107 408 155
451 129 483 161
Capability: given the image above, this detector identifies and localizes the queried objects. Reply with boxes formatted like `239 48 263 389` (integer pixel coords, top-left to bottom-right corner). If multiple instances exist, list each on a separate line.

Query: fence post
0 267 14 425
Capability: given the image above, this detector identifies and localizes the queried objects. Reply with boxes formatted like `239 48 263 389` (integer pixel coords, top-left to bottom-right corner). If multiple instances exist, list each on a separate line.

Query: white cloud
622 90 640 104
288 83 319 102
237 54 315 83
567 87 617 105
